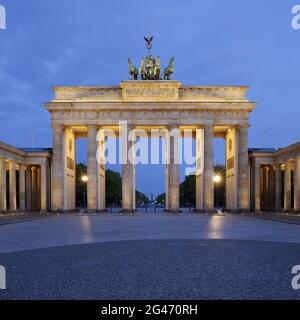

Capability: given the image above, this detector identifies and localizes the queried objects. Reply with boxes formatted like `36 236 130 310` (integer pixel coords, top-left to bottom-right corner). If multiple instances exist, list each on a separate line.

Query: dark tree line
76 163 150 208
156 165 226 207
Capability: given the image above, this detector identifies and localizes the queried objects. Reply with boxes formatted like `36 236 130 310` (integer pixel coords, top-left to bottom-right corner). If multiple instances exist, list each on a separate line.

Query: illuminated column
237 125 249 211
51 125 64 211
294 157 300 211
165 131 170 211
31 167 37 210
225 128 238 210
268 166 275 209
132 131 136 211
263 167 269 210
0 157 6 211
97 129 106 212
195 128 204 211
87 126 98 212
25 166 32 211
9 160 17 211
254 163 261 212
284 160 292 211
121 122 135 213
19 164 26 211
37 167 41 209
41 161 47 212
203 125 214 211
166 125 180 213
274 164 282 211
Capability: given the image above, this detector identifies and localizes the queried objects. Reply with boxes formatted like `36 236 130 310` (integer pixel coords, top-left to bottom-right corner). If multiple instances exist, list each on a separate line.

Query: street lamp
213 175 222 184
81 175 88 182
81 175 88 208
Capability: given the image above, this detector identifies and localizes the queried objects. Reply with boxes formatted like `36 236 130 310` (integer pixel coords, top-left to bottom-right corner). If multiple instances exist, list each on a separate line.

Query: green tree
105 169 122 207
156 193 165 205
155 165 226 208
136 191 150 205
76 163 87 207
180 175 195 207
75 164 150 208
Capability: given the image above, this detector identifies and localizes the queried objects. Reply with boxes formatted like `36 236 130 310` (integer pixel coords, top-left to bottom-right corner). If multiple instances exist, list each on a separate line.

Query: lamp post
81 175 88 208
213 174 224 208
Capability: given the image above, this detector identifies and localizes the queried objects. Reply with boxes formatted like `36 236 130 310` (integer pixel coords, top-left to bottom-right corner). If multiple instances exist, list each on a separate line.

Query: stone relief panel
120 81 180 101
179 86 248 101
51 109 249 126
54 87 121 101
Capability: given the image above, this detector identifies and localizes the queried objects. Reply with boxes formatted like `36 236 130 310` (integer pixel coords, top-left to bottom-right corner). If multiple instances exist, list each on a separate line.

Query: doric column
238 125 250 211
268 166 275 210
87 126 98 212
51 125 64 211
168 125 180 213
41 161 47 212
263 167 269 210
165 130 170 211
195 128 204 211
254 163 261 212
121 123 135 213
25 166 32 211
294 157 300 211
203 125 214 211
284 160 292 211
19 164 26 211
31 167 37 211
0 157 6 211
274 164 282 211
9 160 17 211
97 129 106 212
37 167 41 209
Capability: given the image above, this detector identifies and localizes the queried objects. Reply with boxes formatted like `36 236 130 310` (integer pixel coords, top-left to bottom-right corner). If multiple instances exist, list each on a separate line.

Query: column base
119 209 135 215
97 209 108 214
225 208 250 214
192 208 204 214
50 209 65 214
166 209 182 214
193 208 219 214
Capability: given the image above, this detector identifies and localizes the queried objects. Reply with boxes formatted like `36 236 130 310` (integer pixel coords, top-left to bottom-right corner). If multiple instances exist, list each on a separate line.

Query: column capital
238 123 250 129
52 124 64 130
166 124 180 129
87 125 98 129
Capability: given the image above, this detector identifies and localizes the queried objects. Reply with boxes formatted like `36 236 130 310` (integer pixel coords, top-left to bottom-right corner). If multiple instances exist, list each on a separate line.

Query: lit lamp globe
81 175 88 182
213 175 222 184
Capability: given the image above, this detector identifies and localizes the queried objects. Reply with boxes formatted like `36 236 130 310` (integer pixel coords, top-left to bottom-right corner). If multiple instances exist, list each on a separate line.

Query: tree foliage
75 163 149 207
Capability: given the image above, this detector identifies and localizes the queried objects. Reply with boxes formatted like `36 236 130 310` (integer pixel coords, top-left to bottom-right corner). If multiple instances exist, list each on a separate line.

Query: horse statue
154 56 161 80
163 57 175 80
128 58 138 80
139 57 146 80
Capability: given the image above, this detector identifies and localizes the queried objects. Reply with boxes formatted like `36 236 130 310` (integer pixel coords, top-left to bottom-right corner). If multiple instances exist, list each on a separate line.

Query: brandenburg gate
2 39 300 215
45 80 256 213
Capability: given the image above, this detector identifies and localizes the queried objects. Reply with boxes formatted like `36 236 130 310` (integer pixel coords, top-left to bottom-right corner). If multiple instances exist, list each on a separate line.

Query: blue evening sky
0 0 299 197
